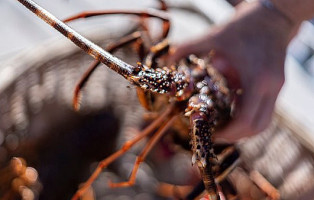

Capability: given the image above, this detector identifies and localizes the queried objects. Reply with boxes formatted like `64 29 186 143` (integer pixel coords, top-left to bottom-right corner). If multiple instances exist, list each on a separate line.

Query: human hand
170 1 300 142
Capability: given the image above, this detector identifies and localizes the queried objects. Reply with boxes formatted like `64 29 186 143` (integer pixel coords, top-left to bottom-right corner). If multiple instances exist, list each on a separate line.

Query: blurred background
0 0 314 199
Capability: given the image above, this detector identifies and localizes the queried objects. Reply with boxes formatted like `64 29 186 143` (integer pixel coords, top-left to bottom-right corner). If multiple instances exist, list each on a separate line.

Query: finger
252 79 283 132
214 72 277 142
169 34 214 63
169 43 202 63
214 84 264 143
214 72 283 143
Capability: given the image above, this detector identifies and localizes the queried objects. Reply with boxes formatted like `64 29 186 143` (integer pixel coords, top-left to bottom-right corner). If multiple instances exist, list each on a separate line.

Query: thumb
169 35 214 64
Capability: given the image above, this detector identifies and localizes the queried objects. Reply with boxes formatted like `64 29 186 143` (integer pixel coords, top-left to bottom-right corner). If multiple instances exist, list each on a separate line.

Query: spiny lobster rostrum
16 0 237 199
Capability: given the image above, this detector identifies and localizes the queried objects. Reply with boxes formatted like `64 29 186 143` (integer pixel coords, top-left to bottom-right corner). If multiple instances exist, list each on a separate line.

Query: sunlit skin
171 0 314 143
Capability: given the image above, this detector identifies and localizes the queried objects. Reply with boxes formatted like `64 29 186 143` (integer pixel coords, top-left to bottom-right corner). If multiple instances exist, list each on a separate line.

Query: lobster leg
216 146 236 165
69 2 171 110
145 38 170 68
136 37 171 111
17 0 190 98
249 170 280 200
109 115 177 188
73 31 144 110
216 159 241 184
63 7 170 39
71 104 175 200
155 158 241 199
184 181 205 200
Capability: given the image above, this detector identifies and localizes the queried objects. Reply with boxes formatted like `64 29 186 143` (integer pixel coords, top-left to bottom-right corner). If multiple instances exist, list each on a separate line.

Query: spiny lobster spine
184 56 232 199
17 0 192 100
190 114 219 200
131 64 190 97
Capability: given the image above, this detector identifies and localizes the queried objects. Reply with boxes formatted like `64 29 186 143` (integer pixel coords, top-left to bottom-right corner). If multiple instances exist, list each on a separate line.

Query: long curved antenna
17 0 139 79
16 0 190 98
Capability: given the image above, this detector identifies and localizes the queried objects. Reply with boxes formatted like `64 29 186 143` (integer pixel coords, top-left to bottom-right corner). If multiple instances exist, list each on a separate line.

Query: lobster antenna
17 0 138 78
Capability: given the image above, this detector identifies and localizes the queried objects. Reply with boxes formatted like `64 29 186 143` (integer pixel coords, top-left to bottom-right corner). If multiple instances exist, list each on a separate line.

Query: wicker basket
0 25 149 200
234 110 314 200
1 23 314 200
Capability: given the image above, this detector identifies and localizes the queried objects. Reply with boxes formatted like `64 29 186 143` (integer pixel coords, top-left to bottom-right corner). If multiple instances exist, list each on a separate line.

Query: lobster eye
133 62 144 74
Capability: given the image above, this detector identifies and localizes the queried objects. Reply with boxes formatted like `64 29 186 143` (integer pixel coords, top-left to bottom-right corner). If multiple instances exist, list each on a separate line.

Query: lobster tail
190 113 220 200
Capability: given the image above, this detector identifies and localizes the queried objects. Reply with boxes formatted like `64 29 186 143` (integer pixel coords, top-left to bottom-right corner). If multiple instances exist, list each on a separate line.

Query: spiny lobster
16 0 240 199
